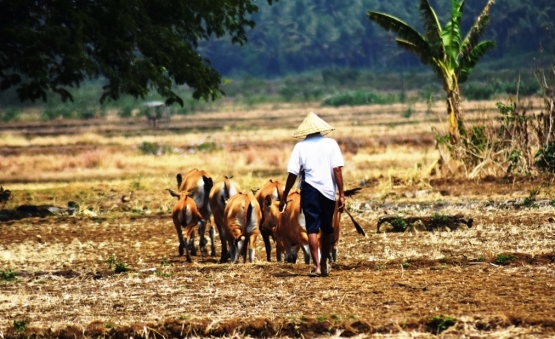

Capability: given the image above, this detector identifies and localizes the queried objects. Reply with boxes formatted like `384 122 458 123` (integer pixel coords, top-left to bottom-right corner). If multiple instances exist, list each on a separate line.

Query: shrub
322 68 360 86
1 107 20 122
391 217 408 231
461 82 496 100
118 105 134 118
534 144 555 173
321 89 395 107
138 142 173 155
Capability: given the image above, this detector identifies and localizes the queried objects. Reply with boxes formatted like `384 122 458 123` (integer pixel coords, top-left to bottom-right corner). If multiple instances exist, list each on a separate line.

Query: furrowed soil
1 103 555 338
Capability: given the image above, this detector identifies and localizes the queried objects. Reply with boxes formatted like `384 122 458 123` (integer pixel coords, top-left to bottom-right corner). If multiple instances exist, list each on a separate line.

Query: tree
0 0 277 106
367 0 496 142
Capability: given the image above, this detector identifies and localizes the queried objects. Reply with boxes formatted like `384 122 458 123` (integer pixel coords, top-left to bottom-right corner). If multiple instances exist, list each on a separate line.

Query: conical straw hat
293 112 335 138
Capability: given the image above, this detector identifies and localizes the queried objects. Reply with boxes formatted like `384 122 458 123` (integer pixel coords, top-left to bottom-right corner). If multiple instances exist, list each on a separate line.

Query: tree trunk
447 88 462 143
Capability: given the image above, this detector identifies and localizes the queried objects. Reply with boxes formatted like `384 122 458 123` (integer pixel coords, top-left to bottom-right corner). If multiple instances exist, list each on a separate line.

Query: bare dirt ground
2 105 555 338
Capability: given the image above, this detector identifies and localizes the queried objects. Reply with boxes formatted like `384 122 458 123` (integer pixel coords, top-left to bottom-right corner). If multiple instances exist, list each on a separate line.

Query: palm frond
367 11 429 51
419 0 443 52
441 0 463 68
457 40 496 84
395 39 434 65
460 0 495 55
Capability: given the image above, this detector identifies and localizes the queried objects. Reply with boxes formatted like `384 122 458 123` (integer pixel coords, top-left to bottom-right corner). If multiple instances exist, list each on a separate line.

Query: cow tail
224 177 230 201
202 176 213 214
244 194 252 233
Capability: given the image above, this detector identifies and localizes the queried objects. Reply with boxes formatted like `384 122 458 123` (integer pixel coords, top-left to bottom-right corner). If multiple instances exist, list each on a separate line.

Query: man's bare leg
308 233 320 274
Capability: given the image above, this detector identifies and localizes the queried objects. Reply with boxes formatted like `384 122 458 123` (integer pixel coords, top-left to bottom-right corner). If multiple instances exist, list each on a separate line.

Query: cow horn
167 189 180 199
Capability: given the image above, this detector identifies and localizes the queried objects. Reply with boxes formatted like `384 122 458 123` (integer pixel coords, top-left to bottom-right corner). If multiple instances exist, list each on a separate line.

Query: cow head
261 195 281 233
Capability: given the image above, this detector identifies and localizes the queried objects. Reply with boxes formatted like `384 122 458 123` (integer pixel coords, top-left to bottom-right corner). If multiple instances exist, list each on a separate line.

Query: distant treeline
200 0 554 77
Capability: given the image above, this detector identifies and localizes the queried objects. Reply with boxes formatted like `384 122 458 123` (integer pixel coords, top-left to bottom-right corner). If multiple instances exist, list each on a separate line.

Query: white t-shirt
287 134 344 201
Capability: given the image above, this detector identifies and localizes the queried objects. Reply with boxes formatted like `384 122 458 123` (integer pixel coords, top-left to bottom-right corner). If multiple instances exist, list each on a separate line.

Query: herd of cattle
167 168 350 265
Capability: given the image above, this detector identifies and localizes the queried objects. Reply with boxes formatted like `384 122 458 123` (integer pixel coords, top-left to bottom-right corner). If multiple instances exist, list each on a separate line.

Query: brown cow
169 168 215 256
262 191 342 264
171 193 205 262
254 179 284 261
209 176 241 263
224 192 261 263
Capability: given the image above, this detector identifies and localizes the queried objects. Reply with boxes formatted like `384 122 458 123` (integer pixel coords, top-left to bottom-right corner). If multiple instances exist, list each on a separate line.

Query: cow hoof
178 246 184 256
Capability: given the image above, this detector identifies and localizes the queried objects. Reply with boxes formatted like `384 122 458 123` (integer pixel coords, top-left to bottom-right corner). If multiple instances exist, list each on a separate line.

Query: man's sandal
308 269 321 277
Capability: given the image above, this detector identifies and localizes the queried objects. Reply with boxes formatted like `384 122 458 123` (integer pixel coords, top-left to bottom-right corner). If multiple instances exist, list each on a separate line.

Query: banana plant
368 0 496 142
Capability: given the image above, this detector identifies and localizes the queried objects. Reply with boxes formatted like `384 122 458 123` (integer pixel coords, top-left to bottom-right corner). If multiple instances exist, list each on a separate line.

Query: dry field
1 101 555 338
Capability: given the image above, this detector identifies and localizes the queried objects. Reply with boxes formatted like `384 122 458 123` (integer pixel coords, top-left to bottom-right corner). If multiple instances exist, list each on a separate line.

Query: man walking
279 112 345 277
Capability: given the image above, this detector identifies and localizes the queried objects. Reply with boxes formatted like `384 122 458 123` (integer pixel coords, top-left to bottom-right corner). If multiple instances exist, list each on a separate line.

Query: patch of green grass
178 315 190 321
104 255 117 269
495 253 516 265
13 320 27 333
114 262 128 273
1 269 16 281
105 255 128 273
160 258 173 266
317 315 327 323
375 264 386 271
429 315 455 333
330 314 342 322
401 262 410 268
104 323 113 329
156 271 172 278
195 141 220 153
431 212 448 224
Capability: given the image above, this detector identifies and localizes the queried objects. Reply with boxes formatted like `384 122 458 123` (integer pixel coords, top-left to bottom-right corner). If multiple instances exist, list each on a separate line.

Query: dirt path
2 197 555 338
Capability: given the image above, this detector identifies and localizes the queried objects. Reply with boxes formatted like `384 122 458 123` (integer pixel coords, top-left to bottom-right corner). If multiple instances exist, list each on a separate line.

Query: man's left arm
333 166 345 212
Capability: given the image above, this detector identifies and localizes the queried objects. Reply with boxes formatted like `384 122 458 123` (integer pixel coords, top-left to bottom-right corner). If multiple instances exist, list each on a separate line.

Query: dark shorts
300 182 335 235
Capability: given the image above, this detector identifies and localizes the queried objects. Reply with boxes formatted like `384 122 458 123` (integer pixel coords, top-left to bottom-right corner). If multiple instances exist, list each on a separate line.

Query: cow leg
261 230 272 262
235 236 247 264
218 227 229 263
248 234 257 263
198 220 208 255
301 243 311 265
288 244 299 264
331 247 338 263
228 236 238 264
209 225 216 257
184 228 194 263
173 216 186 256
189 230 197 256
275 239 283 262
